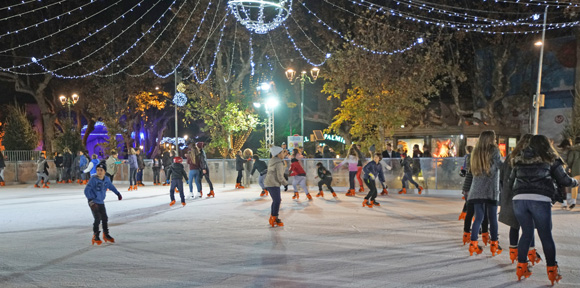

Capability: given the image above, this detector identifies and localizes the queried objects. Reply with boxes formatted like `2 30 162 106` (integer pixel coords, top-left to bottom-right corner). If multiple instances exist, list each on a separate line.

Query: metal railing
2 151 43 162
0 157 466 192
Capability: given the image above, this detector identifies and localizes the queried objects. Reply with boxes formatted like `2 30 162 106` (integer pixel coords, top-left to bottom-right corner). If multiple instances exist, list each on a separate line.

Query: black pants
106 173 114 183
364 179 378 201
164 167 170 184
464 202 489 233
318 177 334 192
170 179 185 203
236 170 243 184
201 169 214 191
153 167 160 183
90 203 108 235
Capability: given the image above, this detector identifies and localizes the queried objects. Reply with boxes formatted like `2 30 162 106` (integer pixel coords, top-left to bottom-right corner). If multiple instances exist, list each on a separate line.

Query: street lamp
254 84 279 148
532 5 548 135
286 67 320 136
59 93 79 119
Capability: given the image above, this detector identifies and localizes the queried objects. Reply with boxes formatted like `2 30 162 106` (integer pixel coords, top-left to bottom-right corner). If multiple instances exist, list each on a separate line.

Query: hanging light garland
228 0 292 34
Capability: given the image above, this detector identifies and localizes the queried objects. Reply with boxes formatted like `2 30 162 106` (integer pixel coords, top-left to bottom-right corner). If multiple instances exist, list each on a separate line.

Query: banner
287 136 303 152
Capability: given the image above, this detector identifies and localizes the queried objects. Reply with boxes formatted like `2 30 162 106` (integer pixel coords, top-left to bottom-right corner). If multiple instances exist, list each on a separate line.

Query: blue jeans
267 186 281 216
402 172 419 189
509 227 535 247
188 169 201 193
513 200 555 265
471 203 498 242
136 169 143 182
129 168 137 185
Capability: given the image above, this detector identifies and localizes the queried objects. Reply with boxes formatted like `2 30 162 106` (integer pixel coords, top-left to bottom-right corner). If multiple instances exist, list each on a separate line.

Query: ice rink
1 183 579 287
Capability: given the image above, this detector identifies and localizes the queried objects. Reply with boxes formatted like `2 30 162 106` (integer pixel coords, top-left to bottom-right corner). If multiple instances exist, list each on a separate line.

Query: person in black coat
167 157 189 206
235 150 248 189
162 149 173 185
315 162 336 198
251 155 268 196
55 152 64 183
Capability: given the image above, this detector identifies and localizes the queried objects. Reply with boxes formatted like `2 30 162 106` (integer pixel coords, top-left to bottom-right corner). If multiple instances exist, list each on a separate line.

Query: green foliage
2 105 38 150
256 139 271 158
54 119 84 154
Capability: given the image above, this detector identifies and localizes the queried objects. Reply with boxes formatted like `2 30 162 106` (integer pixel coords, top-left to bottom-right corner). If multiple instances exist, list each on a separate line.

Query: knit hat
96 161 107 172
270 146 283 157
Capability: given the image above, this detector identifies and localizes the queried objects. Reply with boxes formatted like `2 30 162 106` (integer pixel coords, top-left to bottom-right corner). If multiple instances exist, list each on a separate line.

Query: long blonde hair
188 146 199 164
129 148 136 155
470 130 498 176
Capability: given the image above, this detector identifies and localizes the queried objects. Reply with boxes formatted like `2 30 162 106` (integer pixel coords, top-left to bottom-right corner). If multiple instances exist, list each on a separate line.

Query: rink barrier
0 158 465 192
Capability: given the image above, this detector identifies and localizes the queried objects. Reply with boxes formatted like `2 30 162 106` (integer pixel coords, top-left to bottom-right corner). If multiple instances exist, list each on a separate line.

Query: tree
54 119 83 154
2 106 38 150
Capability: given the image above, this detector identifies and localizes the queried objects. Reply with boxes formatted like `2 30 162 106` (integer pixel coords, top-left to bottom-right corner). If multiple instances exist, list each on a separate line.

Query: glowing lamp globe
173 92 188 107
228 0 292 34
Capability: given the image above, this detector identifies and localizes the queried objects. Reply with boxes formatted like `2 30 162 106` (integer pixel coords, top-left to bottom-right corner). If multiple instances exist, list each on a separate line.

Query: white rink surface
1 183 580 288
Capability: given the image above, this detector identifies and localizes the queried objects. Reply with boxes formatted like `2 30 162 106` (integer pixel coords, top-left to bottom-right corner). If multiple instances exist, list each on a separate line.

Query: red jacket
289 159 306 176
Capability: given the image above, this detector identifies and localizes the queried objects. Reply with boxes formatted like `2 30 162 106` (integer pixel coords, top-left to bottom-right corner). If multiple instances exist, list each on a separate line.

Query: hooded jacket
317 166 332 179
84 175 121 204
106 156 122 175
264 156 288 187
510 148 578 199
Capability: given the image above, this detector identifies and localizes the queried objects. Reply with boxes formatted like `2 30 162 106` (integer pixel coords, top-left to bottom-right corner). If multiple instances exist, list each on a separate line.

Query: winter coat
73 155 81 169
187 153 201 171
84 175 121 204
462 155 473 193
84 159 99 175
317 166 332 179
162 151 172 169
79 155 88 170
498 161 518 228
236 155 247 171
400 157 413 175
137 154 145 170
337 155 358 172
167 163 188 181
106 156 122 175
467 147 502 205
363 161 385 182
63 152 72 168
264 156 288 187
565 145 580 177
510 149 578 200
128 154 138 169
199 150 209 171
251 159 268 176
289 159 306 176
412 151 422 175
55 156 64 168
36 159 47 173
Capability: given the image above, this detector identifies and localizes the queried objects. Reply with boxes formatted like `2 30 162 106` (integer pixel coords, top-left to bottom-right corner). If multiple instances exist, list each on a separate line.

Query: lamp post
533 5 548 135
286 68 320 137
254 97 279 148
59 93 79 120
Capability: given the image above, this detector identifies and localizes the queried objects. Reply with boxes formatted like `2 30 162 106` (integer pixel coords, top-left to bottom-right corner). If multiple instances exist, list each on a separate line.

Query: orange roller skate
516 262 532 281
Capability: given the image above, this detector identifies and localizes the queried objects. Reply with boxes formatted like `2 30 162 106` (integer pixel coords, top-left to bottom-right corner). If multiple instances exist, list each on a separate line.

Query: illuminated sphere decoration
228 0 292 34
173 92 188 107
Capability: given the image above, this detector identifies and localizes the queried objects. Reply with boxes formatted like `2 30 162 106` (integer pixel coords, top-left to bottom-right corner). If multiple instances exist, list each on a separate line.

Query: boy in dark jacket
251 155 269 196
235 150 248 189
167 157 189 207
162 150 172 185
399 153 423 195
362 153 385 207
84 162 122 245
315 162 337 198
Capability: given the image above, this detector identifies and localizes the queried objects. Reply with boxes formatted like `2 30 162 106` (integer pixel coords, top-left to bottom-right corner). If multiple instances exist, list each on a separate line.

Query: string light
299 2 425 55
223 21 238 83
249 33 255 76
1 0 151 71
283 24 329 67
267 32 288 70
30 0 177 79
229 0 292 34
0 0 50 12
0 0 100 39
0 0 70 22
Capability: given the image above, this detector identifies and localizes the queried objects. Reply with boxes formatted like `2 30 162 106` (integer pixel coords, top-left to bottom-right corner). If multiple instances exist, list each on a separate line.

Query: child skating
34 155 49 188
167 157 189 207
289 153 312 201
235 150 248 189
251 155 269 197
264 146 288 227
315 162 337 198
84 162 122 245
362 153 386 207
399 153 423 194
334 147 359 196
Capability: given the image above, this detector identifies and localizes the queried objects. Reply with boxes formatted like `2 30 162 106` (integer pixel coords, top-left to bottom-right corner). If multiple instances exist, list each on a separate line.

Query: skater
335 146 359 196
467 130 503 257
105 150 123 183
563 138 580 210
83 154 100 178
84 162 123 245
197 142 214 197
167 156 188 207
152 154 162 185
251 154 268 197
186 144 202 199
243 148 254 188
460 145 489 246
510 135 578 284
136 149 145 186
34 155 49 188
78 151 89 184
264 146 288 227
399 153 423 194
235 150 248 189
362 153 385 207
0 150 5 186
498 134 542 265
63 148 73 183
458 145 474 220
162 148 172 185
315 162 336 198
55 152 64 183
289 152 312 201
354 144 366 193
128 148 138 191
